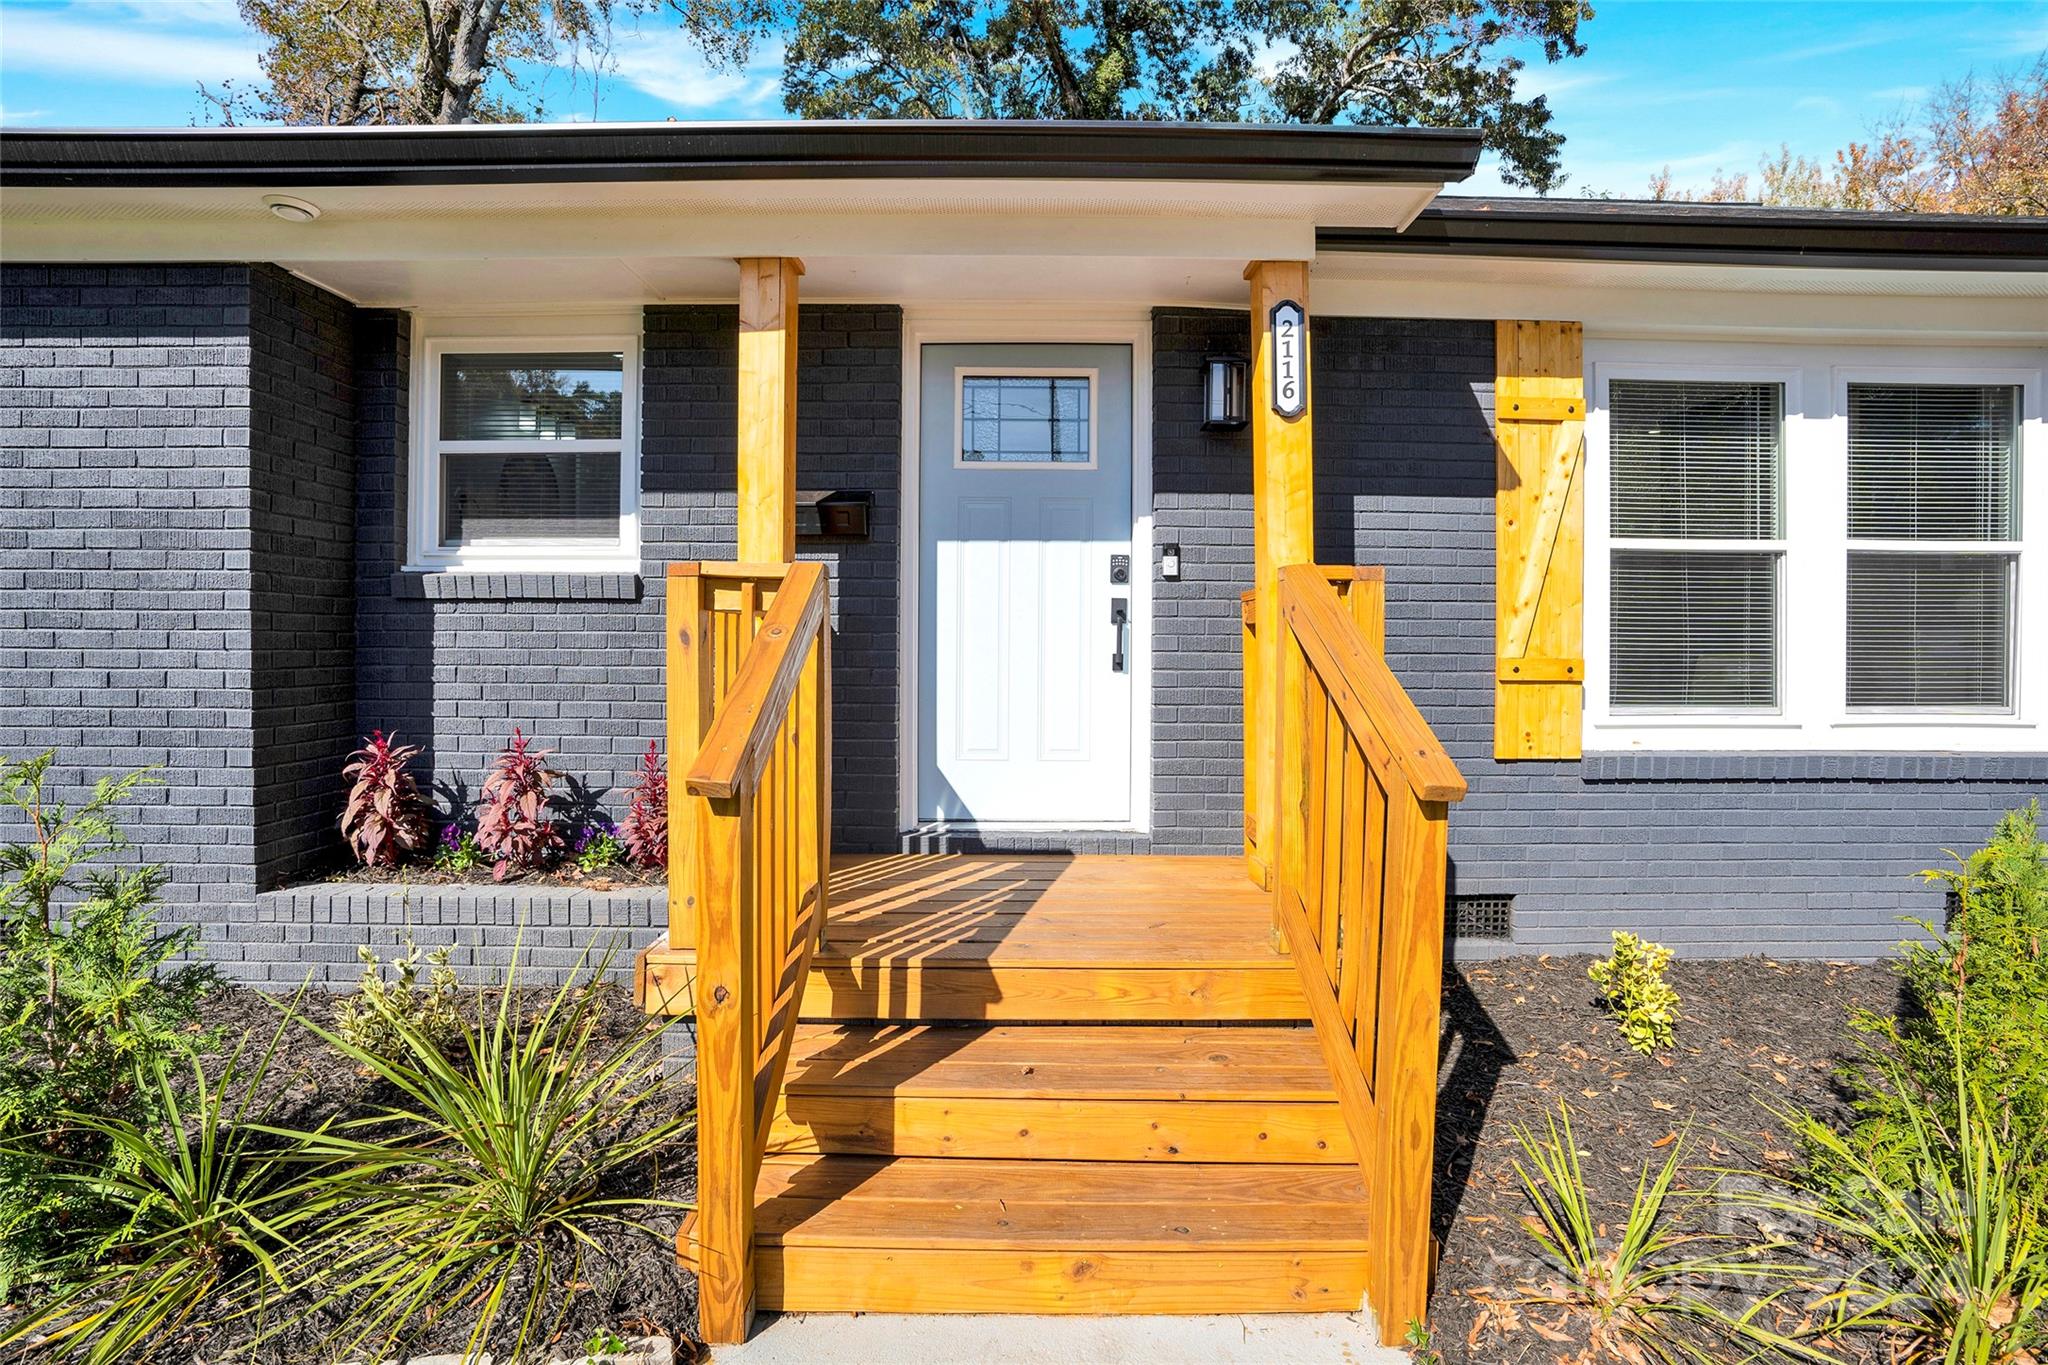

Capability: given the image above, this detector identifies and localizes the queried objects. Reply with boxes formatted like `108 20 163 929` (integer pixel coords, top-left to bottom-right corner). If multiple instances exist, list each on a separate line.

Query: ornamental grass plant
258 940 694 1361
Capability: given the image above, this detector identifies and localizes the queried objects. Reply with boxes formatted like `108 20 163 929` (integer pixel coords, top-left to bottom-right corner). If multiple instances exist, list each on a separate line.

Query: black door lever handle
1110 596 1129 673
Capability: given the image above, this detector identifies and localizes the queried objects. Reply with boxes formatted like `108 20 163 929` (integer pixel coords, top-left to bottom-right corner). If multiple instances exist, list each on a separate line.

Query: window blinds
1848 384 2016 540
1846 383 2018 711
1610 381 1781 539
1608 380 1784 710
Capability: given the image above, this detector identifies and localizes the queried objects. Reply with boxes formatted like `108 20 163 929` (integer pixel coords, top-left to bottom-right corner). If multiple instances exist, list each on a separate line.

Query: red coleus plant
475 727 564 881
340 730 432 868
620 740 668 871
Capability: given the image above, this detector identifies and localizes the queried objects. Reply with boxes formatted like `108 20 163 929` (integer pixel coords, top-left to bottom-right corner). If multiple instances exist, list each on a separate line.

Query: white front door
917 343 1135 825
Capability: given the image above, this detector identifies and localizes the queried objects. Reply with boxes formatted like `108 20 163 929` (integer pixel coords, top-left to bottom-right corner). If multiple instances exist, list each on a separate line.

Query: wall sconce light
1202 354 1249 432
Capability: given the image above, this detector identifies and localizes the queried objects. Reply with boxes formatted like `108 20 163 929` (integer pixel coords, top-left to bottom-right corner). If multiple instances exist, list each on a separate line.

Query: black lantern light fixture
1201 353 1249 431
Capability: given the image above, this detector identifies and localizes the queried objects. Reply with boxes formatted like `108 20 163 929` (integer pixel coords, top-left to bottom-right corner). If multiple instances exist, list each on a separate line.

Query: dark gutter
1321 197 2048 270
0 119 1482 189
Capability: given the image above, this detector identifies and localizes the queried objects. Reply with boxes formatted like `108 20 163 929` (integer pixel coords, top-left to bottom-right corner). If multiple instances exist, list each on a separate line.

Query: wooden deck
642 853 1311 1021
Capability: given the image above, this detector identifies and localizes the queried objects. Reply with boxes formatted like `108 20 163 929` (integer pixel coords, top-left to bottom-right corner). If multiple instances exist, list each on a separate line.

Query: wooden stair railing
1242 566 1387 885
1263 564 1468 1342
665 560 832 1345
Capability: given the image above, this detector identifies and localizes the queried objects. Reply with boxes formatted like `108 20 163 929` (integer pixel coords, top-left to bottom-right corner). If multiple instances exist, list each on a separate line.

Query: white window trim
1586 339 2047 753
406 318 643 573
952 366 1101 470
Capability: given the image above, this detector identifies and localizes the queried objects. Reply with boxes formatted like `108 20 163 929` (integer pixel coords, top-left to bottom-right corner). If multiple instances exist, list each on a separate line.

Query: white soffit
0 177 1439 268
1314 251 2048 341
277 253 1268 310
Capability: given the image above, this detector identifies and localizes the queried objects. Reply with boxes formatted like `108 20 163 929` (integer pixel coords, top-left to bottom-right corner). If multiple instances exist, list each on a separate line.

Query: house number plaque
1268 300 1306 418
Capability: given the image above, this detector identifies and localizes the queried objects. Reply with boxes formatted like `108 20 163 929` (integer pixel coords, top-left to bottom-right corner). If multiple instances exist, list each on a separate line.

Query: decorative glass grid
961 374 1091 463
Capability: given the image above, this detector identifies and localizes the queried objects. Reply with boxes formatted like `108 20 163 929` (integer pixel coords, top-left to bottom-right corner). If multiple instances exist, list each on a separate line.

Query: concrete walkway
709 1312 1412 1364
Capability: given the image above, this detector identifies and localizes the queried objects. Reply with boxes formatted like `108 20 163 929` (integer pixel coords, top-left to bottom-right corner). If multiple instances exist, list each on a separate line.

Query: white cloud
0 4 262 85
0 104 51 122
1792 93 1841 117
601 23 782 115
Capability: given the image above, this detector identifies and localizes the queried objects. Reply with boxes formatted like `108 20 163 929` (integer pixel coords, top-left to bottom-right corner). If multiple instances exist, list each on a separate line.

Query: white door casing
912 339 1141 827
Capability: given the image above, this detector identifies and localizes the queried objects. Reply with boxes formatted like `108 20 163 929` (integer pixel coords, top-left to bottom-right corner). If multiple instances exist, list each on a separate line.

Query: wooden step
768 1023 1355 1162
754 1154 1373 1315
638 855 1308 1022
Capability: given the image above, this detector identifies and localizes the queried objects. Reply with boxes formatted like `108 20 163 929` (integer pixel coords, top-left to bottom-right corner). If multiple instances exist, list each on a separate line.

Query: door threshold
902 821 1148 837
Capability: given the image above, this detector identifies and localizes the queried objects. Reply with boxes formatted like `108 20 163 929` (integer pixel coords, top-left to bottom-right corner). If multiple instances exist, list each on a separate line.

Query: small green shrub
1844 802 2048 1202
1588 931 1680 1054
0 753 217 1292
334 930 464 1060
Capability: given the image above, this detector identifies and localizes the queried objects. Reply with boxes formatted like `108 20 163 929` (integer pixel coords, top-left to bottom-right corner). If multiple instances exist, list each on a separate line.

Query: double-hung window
1845 384 2020 711
1590 343 2042 751
410 331 640 571
1606 379 1784 711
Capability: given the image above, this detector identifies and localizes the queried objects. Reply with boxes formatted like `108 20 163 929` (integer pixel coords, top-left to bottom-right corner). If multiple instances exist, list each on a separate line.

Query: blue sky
2 0 2044 198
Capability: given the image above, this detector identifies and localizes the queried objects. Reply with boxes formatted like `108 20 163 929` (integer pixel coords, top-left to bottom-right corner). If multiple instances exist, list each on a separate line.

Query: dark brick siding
4 267 2038 980
1 264 261 916
250 266 357 887
1156 306 2045 958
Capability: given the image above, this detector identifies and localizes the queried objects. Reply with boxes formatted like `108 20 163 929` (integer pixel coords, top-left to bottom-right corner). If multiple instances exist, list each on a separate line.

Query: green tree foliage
206 0 630 125
1646 60 2047 214
215 0 1592 191
0 753 218 1291
683 0 1592 189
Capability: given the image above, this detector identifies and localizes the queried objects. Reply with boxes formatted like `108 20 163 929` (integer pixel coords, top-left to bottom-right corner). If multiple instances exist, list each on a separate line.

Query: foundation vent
1449 894 1515 941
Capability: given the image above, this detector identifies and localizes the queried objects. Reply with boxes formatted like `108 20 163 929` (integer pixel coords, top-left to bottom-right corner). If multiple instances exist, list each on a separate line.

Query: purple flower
439 823 463 852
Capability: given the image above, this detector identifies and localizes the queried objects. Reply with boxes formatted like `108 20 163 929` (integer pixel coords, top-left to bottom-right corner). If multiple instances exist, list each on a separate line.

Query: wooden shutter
1495 321 1586 760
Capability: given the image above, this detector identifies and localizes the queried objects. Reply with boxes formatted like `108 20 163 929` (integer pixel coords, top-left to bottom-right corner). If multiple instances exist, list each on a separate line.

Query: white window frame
1586 339 2047 753
406 316 642 573
952 366 1100 470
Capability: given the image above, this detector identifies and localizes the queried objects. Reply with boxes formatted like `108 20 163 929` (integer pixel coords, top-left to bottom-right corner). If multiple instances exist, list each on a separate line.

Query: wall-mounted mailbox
795 489 873 540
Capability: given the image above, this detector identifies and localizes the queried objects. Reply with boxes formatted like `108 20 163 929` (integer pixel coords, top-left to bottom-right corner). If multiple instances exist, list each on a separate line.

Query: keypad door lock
1109 554 1130 585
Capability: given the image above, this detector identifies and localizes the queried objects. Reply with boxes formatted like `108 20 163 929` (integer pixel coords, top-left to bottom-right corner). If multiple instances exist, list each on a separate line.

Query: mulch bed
320 862 663 889
1427 953 1901 1363
162 985 699 1364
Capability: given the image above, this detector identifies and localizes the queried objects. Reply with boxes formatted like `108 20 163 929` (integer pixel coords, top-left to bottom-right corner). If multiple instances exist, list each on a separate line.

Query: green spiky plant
0 1018 339 1364
1510 1103 1838 1363
256 940 693 1361
1772 1051 2047 1365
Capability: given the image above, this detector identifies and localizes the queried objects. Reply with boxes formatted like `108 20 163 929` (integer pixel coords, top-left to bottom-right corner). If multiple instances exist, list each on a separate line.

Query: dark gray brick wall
250 265 357 887
1155 306 2045 958
354 304 902 858
1 264 261 915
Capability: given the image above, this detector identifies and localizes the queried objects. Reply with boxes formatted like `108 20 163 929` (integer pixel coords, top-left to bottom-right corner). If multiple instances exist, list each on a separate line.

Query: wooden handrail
687 563 830 799
668 559 832 1347
1267 563 1466 1345
1277 566 1465 804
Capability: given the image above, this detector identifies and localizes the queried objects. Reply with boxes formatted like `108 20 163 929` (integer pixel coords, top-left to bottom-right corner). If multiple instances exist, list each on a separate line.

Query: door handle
1110 597 1128 673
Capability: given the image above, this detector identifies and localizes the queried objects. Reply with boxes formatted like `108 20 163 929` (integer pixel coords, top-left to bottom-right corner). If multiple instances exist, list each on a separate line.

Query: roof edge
0 119 1484 189
1323 198 2048 271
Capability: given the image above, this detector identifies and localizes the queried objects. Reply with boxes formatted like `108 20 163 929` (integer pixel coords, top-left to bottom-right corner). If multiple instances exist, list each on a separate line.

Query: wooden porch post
1245 260 1316 894
736 257 804 562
